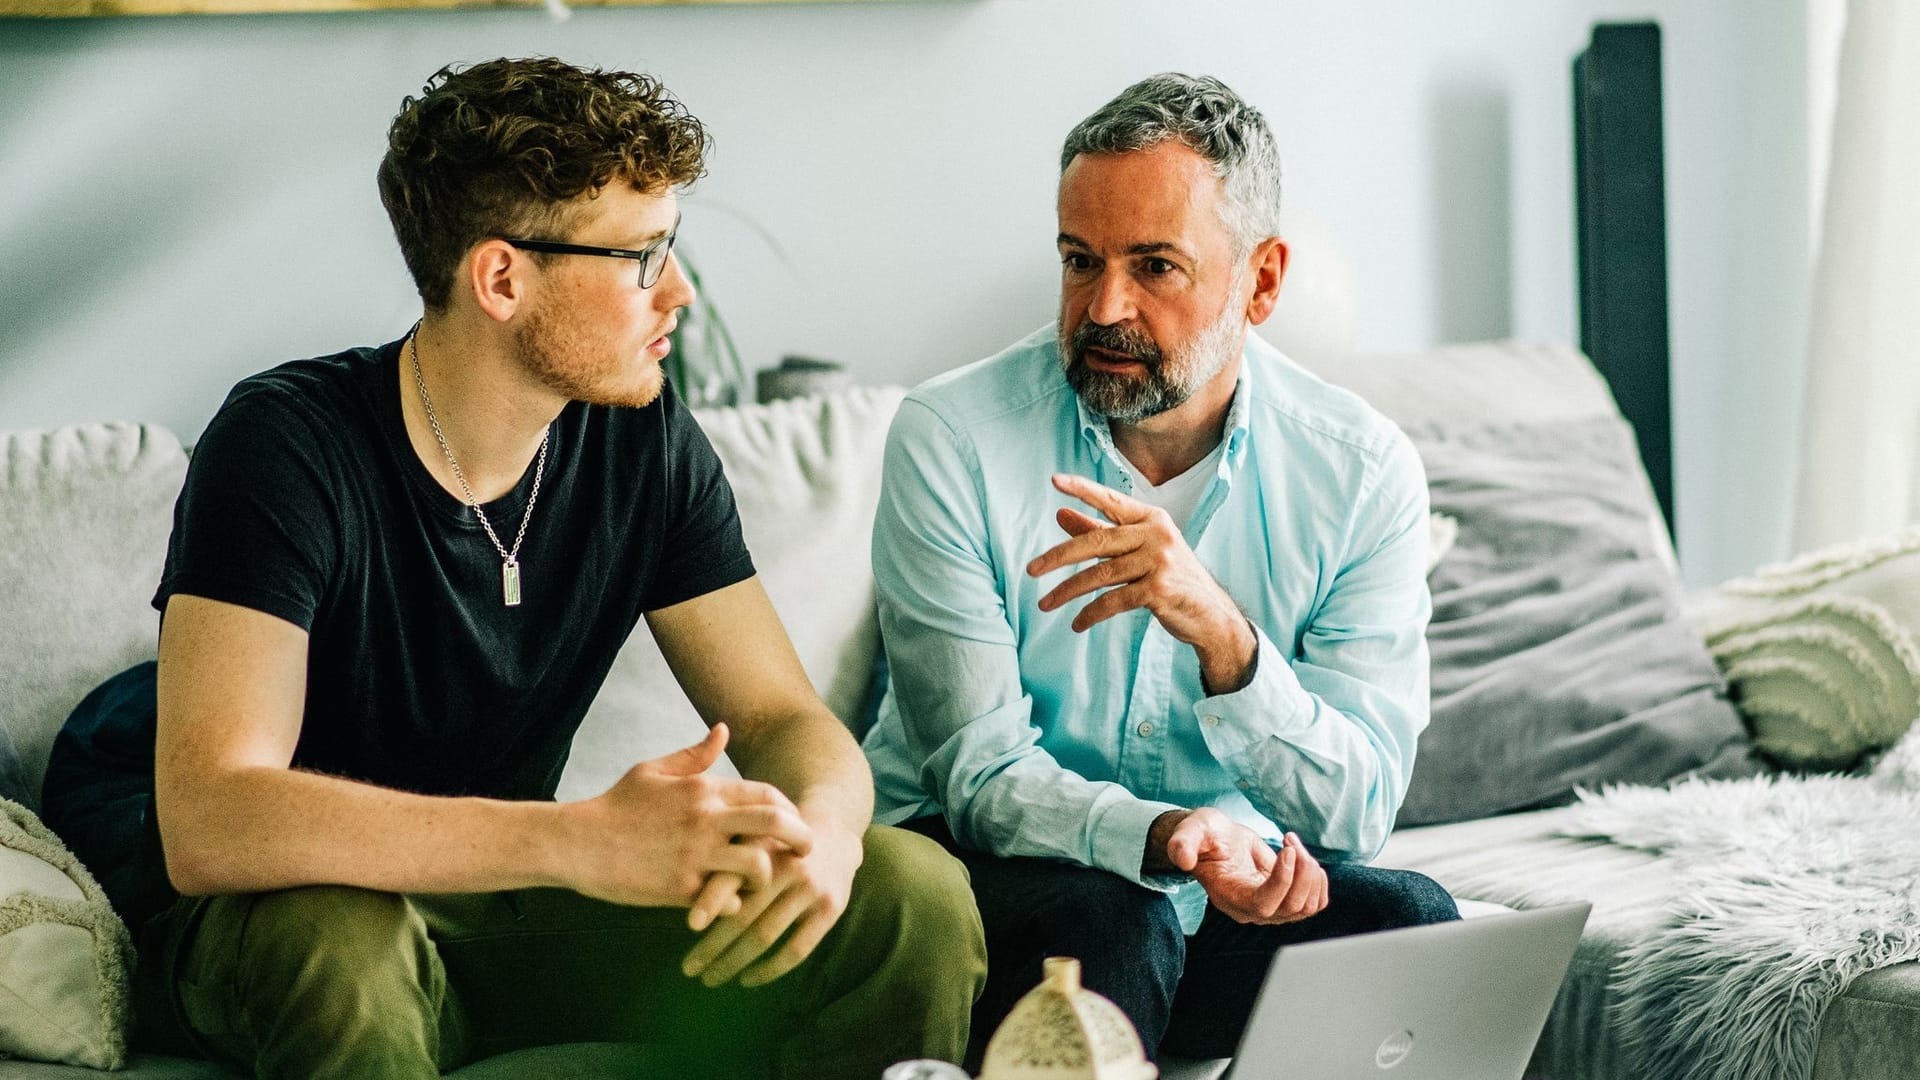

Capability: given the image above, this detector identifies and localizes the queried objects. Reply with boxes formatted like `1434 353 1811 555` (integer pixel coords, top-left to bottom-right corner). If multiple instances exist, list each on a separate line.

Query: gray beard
1064 343 1183 424
1058 291 1244 424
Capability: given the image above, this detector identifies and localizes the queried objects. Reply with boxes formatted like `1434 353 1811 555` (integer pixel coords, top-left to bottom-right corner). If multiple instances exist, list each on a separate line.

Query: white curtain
1793 0 1920 551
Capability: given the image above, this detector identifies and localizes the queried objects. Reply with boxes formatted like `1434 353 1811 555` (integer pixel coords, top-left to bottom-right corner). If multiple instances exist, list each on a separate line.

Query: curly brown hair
378 57 711 311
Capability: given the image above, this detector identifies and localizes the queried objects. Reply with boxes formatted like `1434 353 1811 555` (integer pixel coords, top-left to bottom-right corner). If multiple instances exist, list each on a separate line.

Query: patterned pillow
1687 525 1920 769
0 795 132 1069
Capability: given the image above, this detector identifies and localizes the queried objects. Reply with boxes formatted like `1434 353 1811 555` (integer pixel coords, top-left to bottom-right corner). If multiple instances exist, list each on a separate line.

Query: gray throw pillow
1395 416 1762 827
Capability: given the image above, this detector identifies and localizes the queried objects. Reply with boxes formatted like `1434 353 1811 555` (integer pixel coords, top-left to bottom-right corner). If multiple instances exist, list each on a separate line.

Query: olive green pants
133 825 986 1079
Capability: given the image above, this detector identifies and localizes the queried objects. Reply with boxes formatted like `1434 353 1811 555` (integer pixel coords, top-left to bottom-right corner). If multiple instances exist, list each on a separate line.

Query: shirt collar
1221 356 1253 463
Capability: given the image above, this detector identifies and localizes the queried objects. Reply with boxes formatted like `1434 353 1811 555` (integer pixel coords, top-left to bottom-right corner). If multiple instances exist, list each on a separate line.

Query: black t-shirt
154 337 755 801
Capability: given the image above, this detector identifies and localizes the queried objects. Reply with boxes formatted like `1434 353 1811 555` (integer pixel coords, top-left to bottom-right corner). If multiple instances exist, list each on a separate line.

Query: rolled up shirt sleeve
873 399 1185 888
1190 431 1432 862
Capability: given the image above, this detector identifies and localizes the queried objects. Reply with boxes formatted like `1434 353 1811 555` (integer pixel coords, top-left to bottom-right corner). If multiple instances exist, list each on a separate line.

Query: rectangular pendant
502 561 523 607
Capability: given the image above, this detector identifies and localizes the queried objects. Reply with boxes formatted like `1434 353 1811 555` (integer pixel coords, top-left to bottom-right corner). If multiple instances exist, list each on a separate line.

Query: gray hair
1060 73 1283 254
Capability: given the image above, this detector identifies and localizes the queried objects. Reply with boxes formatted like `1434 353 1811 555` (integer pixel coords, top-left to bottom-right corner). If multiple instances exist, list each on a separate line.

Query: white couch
4 346 1915 1079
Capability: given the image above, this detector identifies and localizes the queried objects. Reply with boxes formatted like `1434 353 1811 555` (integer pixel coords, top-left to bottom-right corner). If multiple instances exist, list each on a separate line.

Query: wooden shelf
2 0 901 17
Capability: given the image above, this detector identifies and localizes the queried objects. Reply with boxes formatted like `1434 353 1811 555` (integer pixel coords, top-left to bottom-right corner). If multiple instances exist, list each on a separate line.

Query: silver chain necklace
409 331 549 607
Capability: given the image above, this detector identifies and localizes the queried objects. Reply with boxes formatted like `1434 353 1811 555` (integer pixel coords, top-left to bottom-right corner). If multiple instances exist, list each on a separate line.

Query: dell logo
1375 1029 1415 1069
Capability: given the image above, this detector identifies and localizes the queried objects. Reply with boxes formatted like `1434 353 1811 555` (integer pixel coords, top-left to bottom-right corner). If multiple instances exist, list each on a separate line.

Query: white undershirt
1113 437 1227 531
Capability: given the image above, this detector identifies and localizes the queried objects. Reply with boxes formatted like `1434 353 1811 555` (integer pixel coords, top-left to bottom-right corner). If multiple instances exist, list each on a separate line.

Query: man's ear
465 240 528 323
1244 237 1290 327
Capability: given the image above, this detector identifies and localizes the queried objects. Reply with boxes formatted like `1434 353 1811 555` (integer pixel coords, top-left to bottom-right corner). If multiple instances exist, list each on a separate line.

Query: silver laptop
1220 902 1591 1080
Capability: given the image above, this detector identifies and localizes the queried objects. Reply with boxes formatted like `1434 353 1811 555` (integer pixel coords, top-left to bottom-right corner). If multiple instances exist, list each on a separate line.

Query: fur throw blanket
1558 725 1920 1080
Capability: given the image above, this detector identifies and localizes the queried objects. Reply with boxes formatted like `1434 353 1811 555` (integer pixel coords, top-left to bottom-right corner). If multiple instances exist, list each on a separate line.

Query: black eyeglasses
504 212 680 289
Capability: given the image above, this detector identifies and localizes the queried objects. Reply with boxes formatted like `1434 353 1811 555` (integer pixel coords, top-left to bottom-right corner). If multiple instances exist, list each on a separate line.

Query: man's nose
1085 268 1138 327
653 251 696 310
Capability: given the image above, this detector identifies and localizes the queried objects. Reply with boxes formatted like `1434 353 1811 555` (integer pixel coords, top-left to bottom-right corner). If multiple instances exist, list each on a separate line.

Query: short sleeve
154 387 340 630
639 388 755 611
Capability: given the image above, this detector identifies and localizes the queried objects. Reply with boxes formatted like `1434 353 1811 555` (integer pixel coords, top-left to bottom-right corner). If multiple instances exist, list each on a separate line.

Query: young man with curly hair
82 58 984 1079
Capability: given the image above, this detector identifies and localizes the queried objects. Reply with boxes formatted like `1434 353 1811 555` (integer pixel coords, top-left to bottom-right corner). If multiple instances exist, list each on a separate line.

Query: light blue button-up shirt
862 325 1431 932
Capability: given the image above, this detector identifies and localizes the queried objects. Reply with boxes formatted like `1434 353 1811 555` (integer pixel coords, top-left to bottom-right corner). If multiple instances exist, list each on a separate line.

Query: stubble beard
1059 280 1245 424
512 298 666 410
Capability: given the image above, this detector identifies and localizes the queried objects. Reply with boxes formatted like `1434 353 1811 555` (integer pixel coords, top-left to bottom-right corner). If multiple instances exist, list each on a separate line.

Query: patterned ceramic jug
976 957 1158 1080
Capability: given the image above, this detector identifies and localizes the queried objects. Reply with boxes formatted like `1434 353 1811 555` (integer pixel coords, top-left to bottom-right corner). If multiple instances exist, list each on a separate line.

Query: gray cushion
1297 339 1678 574
1395 417 1760 826
0 424 184 812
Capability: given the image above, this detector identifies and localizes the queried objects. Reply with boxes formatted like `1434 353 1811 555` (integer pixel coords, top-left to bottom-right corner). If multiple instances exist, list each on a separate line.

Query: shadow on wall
1429 77 1513 344
0 22 327 381
0 24 174 372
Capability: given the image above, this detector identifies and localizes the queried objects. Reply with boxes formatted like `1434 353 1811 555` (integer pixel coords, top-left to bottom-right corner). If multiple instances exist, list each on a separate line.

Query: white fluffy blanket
1558 724 1920 1080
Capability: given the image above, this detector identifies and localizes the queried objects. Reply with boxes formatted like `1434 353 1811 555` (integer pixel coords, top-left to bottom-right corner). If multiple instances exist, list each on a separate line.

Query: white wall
0 0 1809 585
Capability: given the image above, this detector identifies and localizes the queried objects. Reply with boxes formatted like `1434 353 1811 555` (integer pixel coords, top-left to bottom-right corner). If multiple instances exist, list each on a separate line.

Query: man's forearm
159 764 577 897
1195 609 1259 696
727 709 873 836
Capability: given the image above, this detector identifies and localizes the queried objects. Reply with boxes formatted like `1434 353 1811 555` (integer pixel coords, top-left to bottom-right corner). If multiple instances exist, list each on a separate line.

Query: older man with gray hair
861 73 1459 1064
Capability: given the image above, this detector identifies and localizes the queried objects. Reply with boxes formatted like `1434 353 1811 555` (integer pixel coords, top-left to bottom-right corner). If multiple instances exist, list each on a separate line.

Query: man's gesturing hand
679 821 863 989
1027 473 1256 694
565 723 814 910
1155 808 1328 925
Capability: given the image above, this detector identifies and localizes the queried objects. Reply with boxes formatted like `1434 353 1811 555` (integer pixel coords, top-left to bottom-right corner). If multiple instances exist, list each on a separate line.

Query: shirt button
1137 721 1155 737
1201 715 1221 728
1236 778 1252 791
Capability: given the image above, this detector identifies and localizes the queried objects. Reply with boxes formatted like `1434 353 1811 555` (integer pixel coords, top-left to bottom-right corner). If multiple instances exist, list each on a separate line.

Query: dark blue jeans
903 815 1459 1066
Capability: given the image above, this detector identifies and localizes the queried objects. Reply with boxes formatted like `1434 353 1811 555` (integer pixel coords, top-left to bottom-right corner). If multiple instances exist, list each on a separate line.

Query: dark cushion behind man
40 661 173 928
